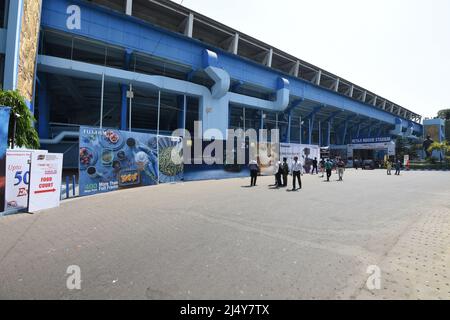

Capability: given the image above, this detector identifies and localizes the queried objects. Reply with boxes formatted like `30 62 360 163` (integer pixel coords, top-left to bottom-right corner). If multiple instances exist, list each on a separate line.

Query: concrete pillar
185 13 194 38
125 0 133 15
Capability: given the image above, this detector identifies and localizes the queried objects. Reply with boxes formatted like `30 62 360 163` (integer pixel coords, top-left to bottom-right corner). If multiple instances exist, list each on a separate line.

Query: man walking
275 160 283 188
312 157 318 175
395 159 401 176
325 158 333 182
291 156 303 191
319 158 325 178
281 157 289 187
337 158 345 181
249 160 259 187
386 160 392 175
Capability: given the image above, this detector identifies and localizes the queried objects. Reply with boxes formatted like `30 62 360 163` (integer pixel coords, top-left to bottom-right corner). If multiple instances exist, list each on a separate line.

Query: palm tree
0 90 39 149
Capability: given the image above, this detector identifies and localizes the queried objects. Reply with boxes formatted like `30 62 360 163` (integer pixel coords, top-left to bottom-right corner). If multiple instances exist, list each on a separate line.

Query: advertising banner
28 152 63 212
4 150 32 211
183 139 250 181
257 142 279 176
0 107 11 212
79 127 159 196
280 143 320 174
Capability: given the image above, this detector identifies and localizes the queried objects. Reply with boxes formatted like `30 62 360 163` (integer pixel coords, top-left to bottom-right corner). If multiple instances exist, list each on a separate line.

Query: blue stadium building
0 0 423 168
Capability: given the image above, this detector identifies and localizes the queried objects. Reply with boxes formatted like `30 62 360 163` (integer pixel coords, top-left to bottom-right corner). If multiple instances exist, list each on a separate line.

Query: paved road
0 169 449 299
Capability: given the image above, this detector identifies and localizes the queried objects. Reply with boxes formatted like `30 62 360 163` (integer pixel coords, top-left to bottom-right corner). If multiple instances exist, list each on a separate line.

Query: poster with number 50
4 150 32 211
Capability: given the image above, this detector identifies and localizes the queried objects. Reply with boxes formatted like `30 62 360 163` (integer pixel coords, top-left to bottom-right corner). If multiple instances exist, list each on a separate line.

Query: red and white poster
28 152 63 212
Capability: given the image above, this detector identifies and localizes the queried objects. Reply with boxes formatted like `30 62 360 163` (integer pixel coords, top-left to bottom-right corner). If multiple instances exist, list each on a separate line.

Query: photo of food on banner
79 127 159 196
158 136 184 183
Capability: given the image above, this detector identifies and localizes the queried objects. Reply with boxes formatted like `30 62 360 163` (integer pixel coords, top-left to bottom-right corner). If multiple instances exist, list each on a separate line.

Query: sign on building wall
280 143 320 174
423 124 442 142
351 137 391 144
0 107 11 213
28 152 63 212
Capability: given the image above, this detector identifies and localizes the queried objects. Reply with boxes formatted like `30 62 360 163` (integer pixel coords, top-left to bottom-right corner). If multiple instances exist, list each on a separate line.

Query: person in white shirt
274 160 283 188
291 156 303 191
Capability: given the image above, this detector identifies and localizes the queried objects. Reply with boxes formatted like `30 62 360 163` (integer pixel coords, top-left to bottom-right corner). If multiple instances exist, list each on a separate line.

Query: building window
0 0 8 29
0 54 4 90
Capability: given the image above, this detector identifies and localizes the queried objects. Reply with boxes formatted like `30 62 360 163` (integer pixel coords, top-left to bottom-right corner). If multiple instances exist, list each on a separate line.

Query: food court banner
0 107 11 212
79 127 159 196
28 152 63 212
280 143 320 173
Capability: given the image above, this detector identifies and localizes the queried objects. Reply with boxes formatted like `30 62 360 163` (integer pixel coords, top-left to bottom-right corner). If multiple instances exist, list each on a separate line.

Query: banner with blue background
0 107 11 212
79 127 183 197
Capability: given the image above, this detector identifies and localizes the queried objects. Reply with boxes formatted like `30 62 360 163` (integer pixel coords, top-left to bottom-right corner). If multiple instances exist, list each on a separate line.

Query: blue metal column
37 75 49 139
342 121 349 145
177 95 186 131
326 121 331 146
120 50 133 130
308 116 314 145
120 85 127 130
286 113 291 143
3 0 24 90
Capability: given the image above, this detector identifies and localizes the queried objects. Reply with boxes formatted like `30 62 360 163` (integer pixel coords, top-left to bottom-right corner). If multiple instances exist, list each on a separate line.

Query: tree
428 141 450 162
0 90 39 149
437 109 450 120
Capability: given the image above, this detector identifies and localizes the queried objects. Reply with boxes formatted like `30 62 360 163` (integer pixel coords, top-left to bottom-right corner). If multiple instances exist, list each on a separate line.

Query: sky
171 0 450 119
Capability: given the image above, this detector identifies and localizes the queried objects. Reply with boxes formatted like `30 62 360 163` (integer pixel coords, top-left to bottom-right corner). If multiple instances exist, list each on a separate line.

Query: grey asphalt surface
0 169 449 300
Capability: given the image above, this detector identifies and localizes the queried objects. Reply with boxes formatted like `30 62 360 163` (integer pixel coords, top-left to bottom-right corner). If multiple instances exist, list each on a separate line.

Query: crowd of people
248 156 348 190
248 155 405 190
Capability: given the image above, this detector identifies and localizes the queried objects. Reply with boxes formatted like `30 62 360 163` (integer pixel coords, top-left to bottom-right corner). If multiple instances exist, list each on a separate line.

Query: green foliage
0 90 40 149
437 109 450 120
427 141 450 163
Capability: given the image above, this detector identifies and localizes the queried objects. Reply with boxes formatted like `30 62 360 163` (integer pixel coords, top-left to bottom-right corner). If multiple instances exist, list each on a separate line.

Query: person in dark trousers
291 156 303 191
281 157 289 187
275 160 283 188
312 157 318 175
249 160 259 187
395 159 401 176
325 158 333 182
319 158 325 178
337 158 345 181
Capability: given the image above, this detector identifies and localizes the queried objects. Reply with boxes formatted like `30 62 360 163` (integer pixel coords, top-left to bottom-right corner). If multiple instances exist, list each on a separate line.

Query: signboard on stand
4 150 32 211
0 107 11 213
28 152 63 212
4 150 48 211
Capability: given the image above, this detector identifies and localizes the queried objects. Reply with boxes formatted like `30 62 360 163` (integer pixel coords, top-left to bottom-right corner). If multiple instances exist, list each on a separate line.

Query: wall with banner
183 139 250 181
79 127 184 196
280 143 320 173
0 107 11 213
